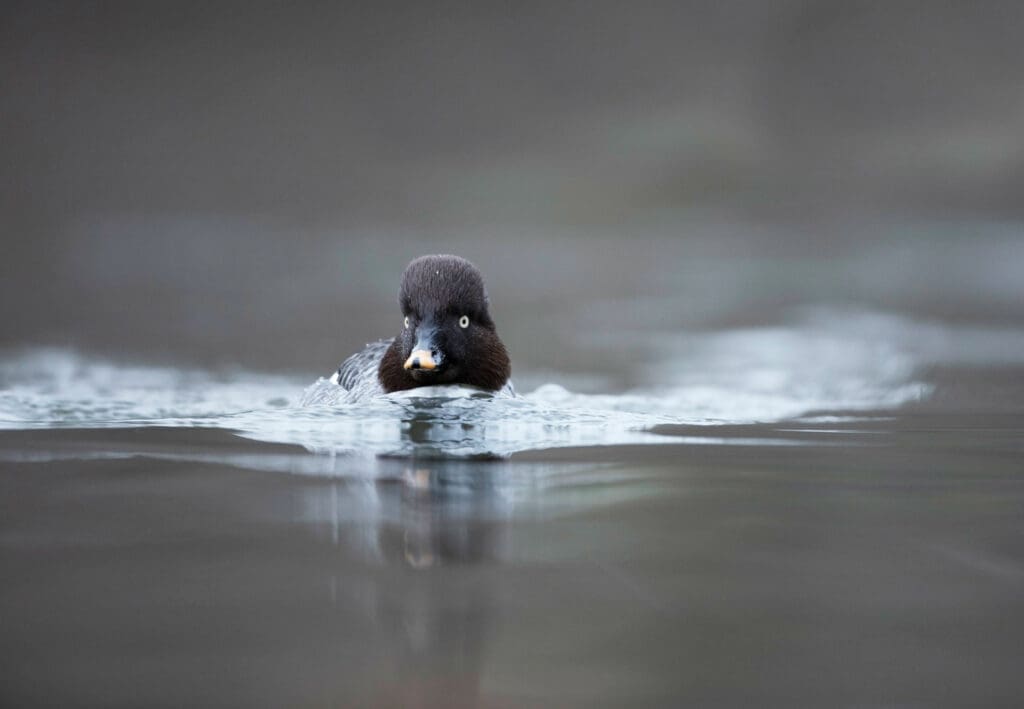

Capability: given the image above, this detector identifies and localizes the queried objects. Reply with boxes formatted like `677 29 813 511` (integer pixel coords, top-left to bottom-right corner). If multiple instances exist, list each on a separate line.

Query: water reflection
305 462 510 705
5 408 1023 705
294 442 657 705
305 462 513 566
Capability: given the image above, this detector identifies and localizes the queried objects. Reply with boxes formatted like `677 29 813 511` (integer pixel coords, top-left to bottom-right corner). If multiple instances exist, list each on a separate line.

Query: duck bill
404 349 438 371
403 327 445 372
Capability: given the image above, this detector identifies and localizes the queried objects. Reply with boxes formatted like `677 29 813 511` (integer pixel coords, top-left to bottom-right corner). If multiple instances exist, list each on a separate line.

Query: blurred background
3 1 1023 380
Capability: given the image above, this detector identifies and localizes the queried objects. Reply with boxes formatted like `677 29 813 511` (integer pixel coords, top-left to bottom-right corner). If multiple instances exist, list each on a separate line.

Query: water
5 306 993 463
3 307 1024 705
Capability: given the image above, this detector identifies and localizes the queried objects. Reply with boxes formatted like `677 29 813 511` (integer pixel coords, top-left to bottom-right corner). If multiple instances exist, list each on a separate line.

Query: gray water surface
2 406 1023 707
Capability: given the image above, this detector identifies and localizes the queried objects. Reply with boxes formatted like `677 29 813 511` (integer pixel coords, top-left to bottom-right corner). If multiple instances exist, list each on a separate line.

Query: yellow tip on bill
404 350 437 370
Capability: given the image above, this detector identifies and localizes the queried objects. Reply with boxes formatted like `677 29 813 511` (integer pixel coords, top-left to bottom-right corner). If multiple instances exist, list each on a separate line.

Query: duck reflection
363 461 512 568
394 466 508 568
295 403 664 704
309 460 509 706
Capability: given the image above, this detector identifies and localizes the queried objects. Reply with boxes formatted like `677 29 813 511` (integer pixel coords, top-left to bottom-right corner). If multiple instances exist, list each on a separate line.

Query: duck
328 255 512 399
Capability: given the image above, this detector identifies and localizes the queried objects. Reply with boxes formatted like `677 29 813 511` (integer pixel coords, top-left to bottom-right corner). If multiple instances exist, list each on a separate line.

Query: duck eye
458 315 470 329
404 316 410 329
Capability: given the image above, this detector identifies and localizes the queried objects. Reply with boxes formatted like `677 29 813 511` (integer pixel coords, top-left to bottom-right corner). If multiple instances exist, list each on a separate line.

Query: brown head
378 255 511 393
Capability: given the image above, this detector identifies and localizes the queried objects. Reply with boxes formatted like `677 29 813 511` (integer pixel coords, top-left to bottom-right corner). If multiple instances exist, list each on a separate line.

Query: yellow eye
459 315 469 329
404 316 410 329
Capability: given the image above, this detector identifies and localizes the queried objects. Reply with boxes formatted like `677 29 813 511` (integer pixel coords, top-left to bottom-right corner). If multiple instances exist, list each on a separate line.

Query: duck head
378 255 511 393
